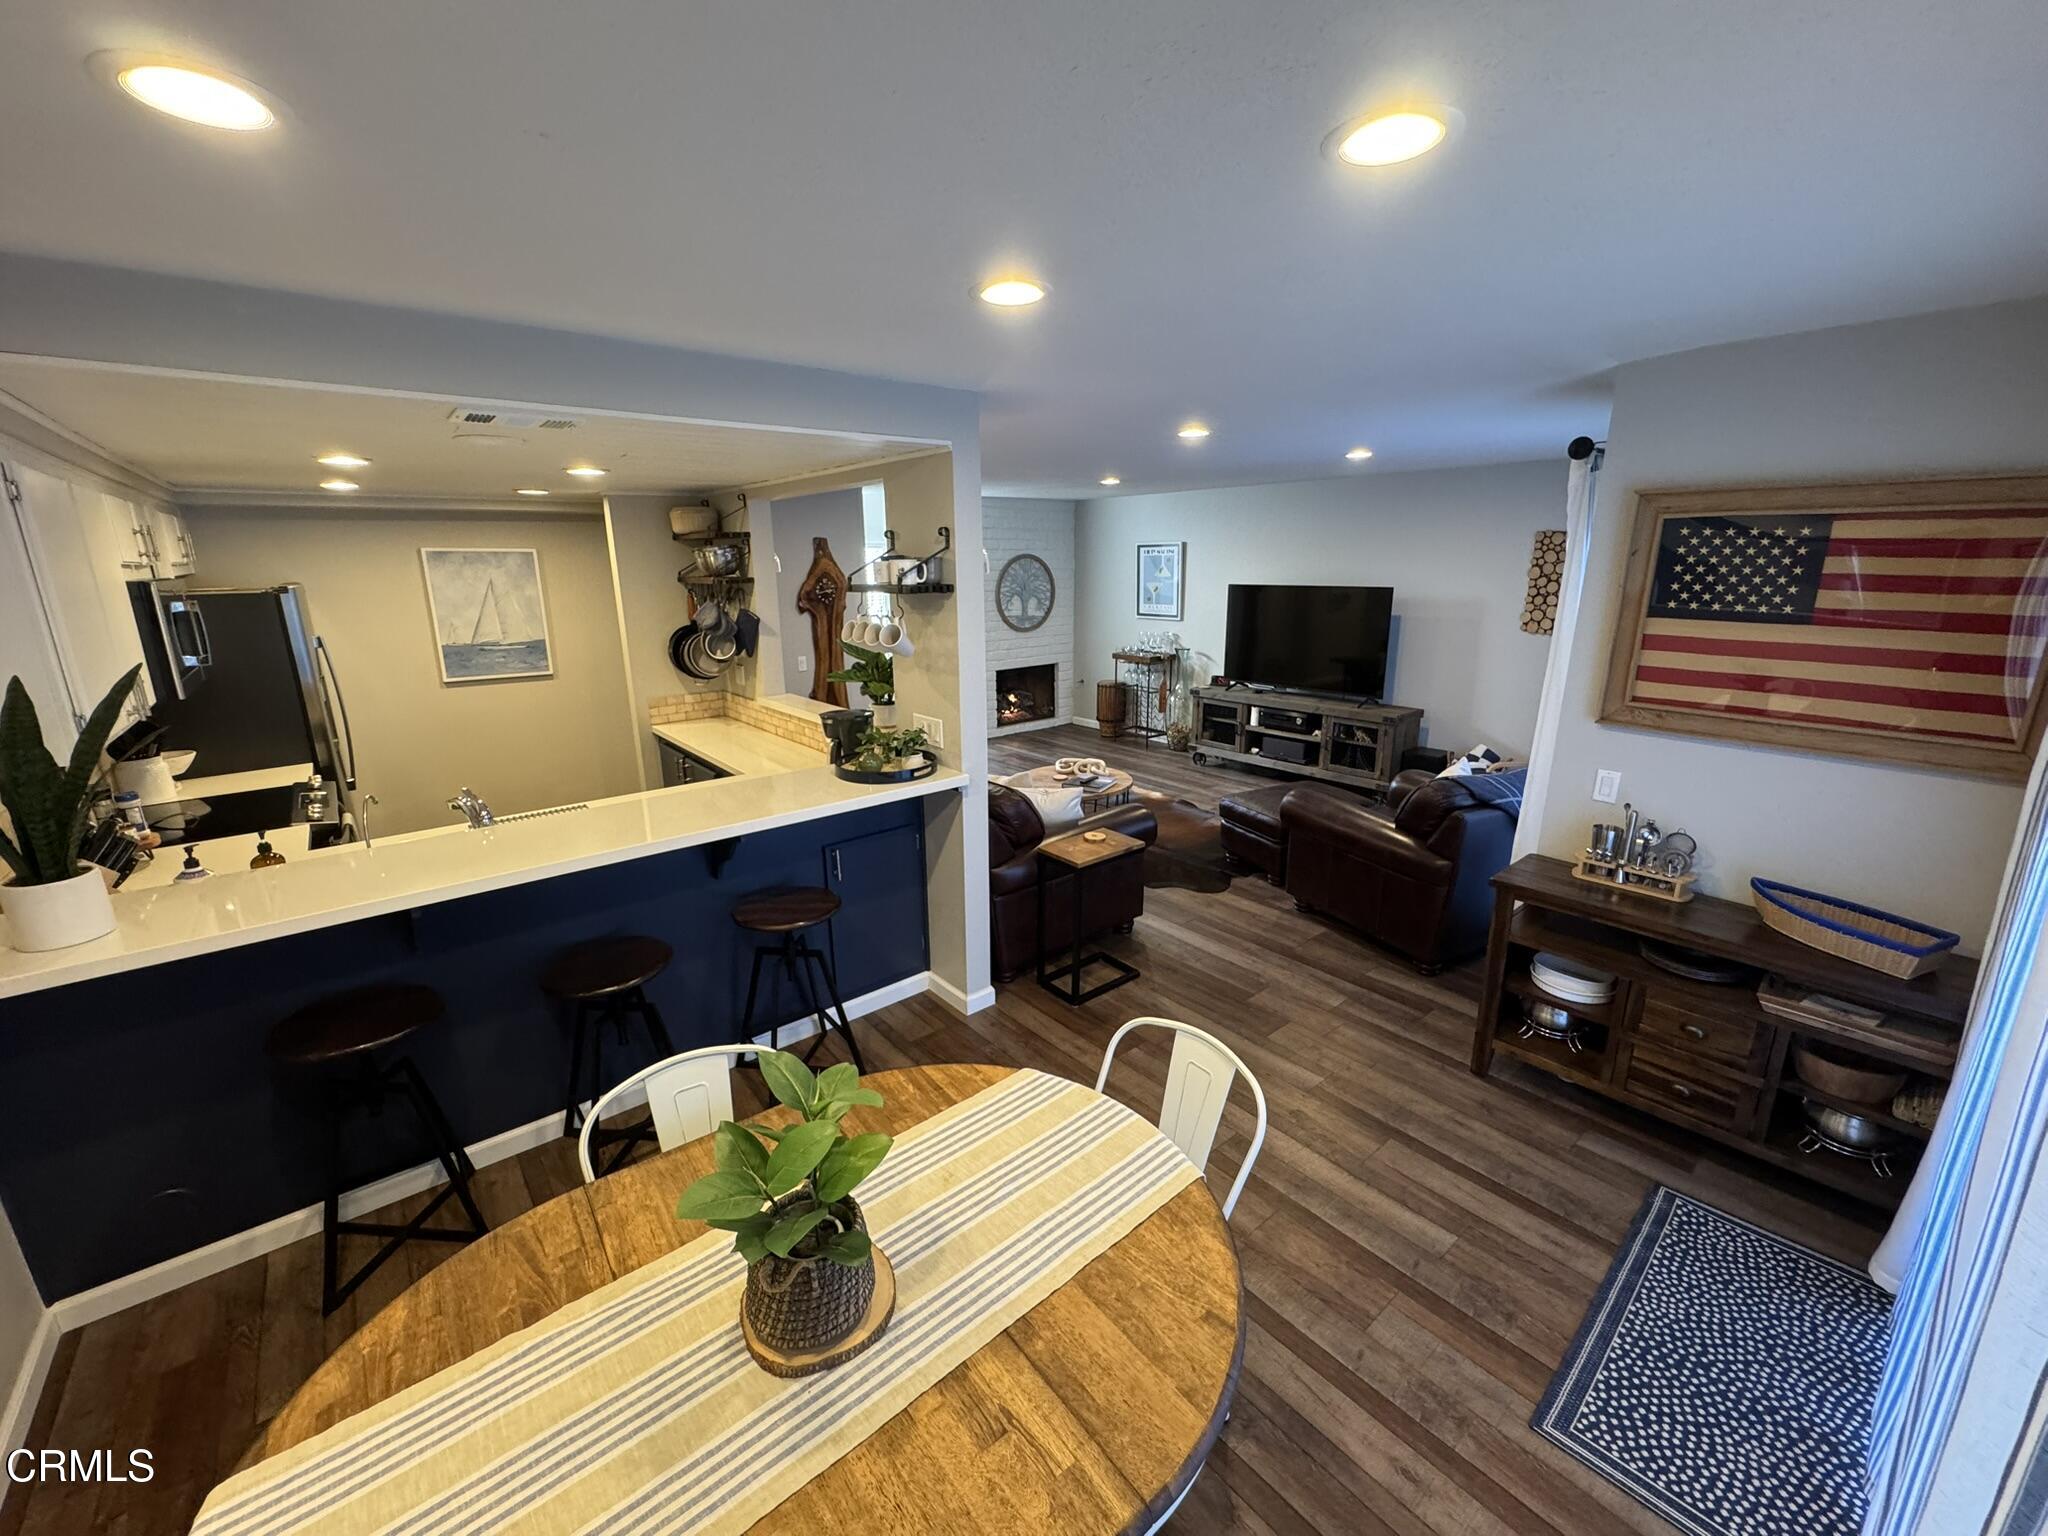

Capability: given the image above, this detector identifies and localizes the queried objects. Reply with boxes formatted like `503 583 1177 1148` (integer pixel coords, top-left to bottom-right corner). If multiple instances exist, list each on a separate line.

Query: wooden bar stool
267 983 489 1316
543 935 677 1173
733 888 865 1070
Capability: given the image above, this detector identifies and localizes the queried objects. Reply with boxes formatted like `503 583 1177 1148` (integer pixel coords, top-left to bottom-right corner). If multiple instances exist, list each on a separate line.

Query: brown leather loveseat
1281 767 1524 972
988 782 1159 981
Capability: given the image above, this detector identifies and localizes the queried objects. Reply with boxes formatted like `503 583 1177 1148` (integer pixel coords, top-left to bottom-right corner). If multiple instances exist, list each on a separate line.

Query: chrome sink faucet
448 786 495 828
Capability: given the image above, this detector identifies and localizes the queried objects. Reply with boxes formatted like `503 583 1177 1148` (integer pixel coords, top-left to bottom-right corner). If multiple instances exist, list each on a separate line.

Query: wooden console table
1472 854 1974 1208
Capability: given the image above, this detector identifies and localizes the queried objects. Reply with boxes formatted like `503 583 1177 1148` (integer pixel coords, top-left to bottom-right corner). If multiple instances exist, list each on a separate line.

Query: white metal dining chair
578 1044 758 1183
1096 1017 1268 1221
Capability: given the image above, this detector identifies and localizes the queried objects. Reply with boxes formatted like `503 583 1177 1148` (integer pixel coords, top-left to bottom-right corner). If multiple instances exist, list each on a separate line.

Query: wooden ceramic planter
741 1195 896 1378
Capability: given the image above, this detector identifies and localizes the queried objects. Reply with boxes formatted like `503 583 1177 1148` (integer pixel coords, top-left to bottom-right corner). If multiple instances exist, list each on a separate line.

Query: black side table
1036 828 1144 1005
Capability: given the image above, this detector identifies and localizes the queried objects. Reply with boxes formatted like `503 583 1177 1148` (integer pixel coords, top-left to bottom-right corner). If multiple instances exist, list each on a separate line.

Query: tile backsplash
647 690 830 754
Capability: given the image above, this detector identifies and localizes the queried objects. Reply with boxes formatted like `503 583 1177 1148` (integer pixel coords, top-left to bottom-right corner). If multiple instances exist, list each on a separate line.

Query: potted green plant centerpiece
676 1050 896 1374
0 666 141 953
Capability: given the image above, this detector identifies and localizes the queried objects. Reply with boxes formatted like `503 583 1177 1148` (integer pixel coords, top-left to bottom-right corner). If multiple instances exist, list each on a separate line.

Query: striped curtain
1864 743 2048 1533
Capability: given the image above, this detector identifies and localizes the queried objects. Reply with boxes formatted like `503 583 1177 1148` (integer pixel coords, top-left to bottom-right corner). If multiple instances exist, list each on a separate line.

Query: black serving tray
833 753 939 785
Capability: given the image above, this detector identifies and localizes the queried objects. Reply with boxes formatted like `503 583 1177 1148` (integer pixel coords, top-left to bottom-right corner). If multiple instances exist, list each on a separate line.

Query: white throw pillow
1002 783 1085 832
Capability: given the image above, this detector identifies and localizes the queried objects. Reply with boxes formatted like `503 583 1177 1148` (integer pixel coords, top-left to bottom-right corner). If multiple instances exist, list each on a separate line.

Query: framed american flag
1600 477 2048 781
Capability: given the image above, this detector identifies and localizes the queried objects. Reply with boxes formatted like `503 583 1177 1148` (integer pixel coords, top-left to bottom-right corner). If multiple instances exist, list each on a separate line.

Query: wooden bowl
1792 1039 1907 1107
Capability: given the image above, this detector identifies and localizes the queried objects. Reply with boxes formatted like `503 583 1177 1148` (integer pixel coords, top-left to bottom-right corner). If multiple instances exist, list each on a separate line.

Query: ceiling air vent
445 406 580 430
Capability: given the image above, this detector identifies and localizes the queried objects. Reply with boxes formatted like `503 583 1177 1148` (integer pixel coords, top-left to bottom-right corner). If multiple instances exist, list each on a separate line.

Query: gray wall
182 504 641 835
1533 296 2048 951
771 488 867 697
1073 461 1564 754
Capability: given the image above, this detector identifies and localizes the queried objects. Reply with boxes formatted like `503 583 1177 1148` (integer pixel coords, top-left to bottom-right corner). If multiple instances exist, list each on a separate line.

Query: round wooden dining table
252 1063 1244 1533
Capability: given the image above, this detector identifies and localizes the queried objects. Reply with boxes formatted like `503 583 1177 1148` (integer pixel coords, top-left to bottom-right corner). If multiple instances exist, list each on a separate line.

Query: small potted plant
0 666 142 952
676 1050 894 1372
826 641 894 708
849 723 929 776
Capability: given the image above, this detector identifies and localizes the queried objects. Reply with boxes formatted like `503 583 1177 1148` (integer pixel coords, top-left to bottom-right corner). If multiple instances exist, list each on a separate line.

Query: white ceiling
0 360 933 501
2 1 2044 498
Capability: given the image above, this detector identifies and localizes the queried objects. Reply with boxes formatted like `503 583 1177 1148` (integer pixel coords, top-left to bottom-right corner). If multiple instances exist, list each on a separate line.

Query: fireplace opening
996 663 1057 727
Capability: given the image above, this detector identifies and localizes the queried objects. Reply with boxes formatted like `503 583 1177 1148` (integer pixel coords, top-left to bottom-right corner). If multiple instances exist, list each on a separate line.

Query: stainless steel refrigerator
142 583 363 843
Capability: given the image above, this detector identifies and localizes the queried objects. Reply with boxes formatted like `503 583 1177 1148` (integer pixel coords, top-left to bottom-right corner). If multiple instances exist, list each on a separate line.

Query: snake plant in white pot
0 666 141 952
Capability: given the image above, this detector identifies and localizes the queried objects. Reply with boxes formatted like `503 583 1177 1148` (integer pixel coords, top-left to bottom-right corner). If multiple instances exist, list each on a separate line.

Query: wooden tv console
1190 686 1422 792
1474 854 1971 1209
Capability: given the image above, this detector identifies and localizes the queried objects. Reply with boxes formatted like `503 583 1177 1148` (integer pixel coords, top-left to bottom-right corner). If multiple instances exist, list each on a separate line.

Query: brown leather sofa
989 783 1160 982
1281 767 1524 972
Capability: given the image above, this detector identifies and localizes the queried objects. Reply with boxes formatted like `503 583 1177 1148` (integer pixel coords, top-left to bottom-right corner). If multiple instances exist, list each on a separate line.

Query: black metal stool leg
561 1001 589 1139
794 939 865 1072
320 1081 345 1317
737 946 772 1048
637 991 677 1056
394 1057 488 1235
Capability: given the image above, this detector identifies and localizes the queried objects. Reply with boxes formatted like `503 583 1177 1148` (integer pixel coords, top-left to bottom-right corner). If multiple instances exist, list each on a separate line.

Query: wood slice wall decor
795 537 848 706
1521 529 1566 635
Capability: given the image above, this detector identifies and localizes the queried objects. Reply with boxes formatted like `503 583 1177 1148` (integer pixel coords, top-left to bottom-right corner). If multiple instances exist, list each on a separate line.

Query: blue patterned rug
1533 1186 1893 1536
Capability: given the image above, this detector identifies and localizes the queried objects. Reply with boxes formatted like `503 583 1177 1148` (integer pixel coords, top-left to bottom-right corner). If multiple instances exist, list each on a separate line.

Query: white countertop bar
0 740 965 1000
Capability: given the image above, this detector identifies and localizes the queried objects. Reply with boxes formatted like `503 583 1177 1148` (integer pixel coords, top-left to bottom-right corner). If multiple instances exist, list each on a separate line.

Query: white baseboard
926 971 996 1016
48 972 936 1331
1070 715 1099 730
0 1311 59 1471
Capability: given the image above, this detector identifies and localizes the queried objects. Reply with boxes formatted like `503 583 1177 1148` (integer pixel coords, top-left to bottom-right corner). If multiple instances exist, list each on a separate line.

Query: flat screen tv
1223 584 1393 699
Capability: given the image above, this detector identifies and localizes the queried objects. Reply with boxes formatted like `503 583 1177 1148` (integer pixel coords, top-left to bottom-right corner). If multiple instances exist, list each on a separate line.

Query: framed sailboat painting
420 548 555 682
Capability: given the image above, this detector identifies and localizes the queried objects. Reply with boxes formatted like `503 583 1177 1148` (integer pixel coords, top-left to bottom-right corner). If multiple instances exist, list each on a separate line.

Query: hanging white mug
841 615 862 644
876 620 902 651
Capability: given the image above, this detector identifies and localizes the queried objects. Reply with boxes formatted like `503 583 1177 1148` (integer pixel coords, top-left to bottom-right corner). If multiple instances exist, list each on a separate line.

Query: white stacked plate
1529 951 1617 1005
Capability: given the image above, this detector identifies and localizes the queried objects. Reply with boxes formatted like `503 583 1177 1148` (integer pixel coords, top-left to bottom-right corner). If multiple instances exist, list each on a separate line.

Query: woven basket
742 1195 875 1354
1751 878 1960 979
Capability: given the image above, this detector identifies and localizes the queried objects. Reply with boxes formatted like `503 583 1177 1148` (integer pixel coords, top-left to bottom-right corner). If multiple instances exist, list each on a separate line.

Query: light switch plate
796 655 808 672
1593 769 1622 804
913 714 944 748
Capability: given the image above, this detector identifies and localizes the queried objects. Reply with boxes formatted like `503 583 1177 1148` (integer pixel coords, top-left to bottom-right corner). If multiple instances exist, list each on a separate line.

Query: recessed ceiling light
1346 446 1374 462
1099 475 1122 486
563 465 607 479
316 453 370 470
1328 108 1454 167
1177 422 1212 442
977 278 1049 307
113 61 277 131
318 479 358 493
515 487 550 497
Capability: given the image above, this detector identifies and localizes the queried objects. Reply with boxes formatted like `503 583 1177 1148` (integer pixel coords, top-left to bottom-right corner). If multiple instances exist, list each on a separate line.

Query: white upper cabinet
4 462 154 728
144 502 196 578
97 491 157 576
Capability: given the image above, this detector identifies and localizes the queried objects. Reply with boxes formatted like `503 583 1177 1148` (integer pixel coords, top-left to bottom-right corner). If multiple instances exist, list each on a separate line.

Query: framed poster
421 547 554 682
1600 477 2048 780
1136 541 1185 620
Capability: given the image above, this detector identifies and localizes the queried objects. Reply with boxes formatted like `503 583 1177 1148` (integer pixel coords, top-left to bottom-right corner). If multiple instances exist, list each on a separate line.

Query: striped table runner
193 1068 1199 1536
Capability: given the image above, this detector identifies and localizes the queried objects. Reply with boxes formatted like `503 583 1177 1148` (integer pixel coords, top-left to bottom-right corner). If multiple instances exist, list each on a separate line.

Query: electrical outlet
913 714 944 748
796 655 808 673
1593 769 1622 804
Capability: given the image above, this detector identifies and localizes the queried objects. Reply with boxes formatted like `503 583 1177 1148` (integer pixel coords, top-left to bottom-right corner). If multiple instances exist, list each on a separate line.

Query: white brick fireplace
983 497 1076 738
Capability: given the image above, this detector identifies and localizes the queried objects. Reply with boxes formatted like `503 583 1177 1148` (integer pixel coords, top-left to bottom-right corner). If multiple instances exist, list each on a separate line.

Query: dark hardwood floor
1 725 1885 1536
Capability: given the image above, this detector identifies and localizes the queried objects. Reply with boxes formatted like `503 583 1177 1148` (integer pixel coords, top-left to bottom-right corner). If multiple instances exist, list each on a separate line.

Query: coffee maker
819 707 873 767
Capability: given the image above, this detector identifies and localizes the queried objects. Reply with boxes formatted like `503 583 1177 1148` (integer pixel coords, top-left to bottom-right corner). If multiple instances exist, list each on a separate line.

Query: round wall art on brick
1521 529 1566 635
997 552 1056 632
